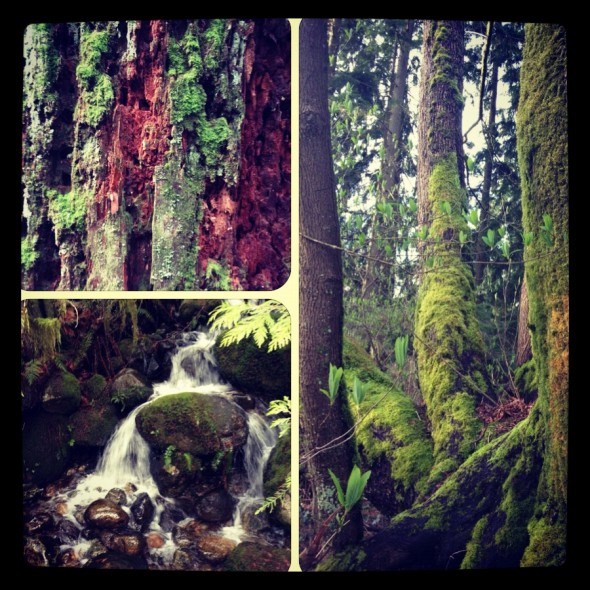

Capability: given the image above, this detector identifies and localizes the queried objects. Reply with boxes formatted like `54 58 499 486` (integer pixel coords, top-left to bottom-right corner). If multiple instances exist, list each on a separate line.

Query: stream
23 330 282 569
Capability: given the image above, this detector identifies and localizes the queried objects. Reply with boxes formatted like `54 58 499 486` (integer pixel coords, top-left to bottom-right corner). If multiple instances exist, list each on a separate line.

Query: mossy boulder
82 374 108 402
68 400 119 447
263 433 291 528
214 336 290 403
109 368 152 413
344 338 433 516
223 542 290 572
23 410 72 485
42 370 81 414
136 392 247 456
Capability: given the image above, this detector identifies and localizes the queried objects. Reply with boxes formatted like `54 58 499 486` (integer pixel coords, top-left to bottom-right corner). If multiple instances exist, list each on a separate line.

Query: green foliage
47 189 89 233
23 359 45 386
328 465 371 524
163 444 176 473
183 452 193 471
21 302 62 360
320 364 343 405
21 236 38 271
204 259 231 290
394 334 409 370
256 473 291 515
267 396 291 438
209 300 291 352
482 228 496 248
349 376 368 407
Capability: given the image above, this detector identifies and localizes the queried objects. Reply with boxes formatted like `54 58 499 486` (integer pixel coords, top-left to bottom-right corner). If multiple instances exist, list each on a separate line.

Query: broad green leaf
328 469 345 507
467 156 475 172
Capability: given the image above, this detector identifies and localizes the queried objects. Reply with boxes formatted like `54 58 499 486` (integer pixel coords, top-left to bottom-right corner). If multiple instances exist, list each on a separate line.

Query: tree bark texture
299 18 362 562
21 19 290 291
414 21 490 489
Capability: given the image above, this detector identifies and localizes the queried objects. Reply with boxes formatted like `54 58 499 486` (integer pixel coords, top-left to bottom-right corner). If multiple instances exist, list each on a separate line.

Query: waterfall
61 328 277 553
222 412 278 542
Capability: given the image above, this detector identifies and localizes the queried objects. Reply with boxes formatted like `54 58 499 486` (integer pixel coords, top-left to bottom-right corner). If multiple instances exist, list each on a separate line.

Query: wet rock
195 490 235 523
109 369 153 414
232 393 256 411
57 519 80 544
124 483 138 494
69 401 119 447
82 374 108 402
99 531 145 557
105 488 128 506
25 511 54 534
42 370 81 414
55 501 68 516
214 337 290 403
177 300 216 325
56 547 79 567
85 553 147 569
241 506 271 536
130 493 154 531
159 504 186 532
224 541 290 572
171 548 200 571
146 532 166 549
172 519 209 548
81 527 100 541
24 538 48 567
84 499 129 530
84 539 108 560
74 509 86 526
196 535 236 564
276 493 291 528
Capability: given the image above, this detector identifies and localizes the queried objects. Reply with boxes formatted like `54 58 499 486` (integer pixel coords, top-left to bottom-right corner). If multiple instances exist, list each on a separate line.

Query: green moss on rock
136 391 247 456
42 370 81 414
263 433 290 498
82 374 107 401
214 335 290 403
69 400 119 447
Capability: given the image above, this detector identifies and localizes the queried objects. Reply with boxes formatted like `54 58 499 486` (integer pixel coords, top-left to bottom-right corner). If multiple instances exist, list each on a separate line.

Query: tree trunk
21 19 290 291
474 59 499 285
515 277 532 366
299 18 362 565
320 22 568 572
361 21 414 301
414 21 491 489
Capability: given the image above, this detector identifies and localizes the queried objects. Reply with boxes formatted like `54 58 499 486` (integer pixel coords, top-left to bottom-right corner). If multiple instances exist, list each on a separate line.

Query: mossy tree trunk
299 18 362 566
414 21 491 490
21 19 290 291
320 22 568 572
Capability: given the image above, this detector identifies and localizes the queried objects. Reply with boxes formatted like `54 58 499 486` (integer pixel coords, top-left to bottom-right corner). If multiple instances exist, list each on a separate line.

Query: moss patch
263 433 290 497
42 370 81 415
68 400 119 447
214 335 290 403
223 542 290 572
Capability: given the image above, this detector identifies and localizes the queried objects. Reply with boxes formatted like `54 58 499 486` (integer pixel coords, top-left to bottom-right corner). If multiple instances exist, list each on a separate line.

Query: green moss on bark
415 155 487 484
517 23 568 566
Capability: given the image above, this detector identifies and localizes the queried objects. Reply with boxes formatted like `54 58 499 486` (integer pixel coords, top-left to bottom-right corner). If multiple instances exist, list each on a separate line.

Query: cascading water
44 329 279 568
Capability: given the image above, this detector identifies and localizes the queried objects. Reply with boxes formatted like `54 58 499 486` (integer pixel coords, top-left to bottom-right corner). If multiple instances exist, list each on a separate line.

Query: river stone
159 504 186 532
130 493 154 531
195 490 235 523
196 535 236 564
224 541 290 572
231 393 256 411
84 499 129 529
99 531 145 557
84 539 108 560
42 370 81 414
56 548 79 567
105 488 128 506
172 519 209 548
26 511 54 534
136 392 247 457
57 519 80 544
110 368 153 413
24 538 48 567
146 532 166 549
171 548 200 571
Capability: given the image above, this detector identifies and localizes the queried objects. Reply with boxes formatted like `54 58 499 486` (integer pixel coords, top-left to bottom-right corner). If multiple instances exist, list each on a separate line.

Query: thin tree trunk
474 59 499 285
299 18 363 566
361 20 414 300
